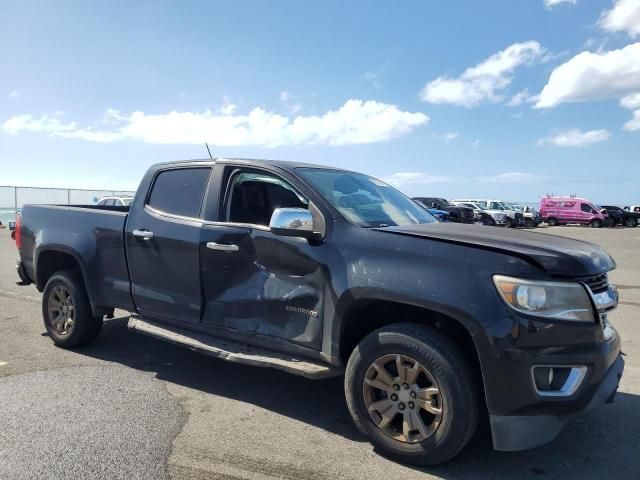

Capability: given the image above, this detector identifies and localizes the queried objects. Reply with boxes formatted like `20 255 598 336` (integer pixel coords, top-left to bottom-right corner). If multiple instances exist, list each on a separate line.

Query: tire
345 323 478 466
625 218 638 228
590 219 603 228
504 217 513 228
547 217 558 227
524 218 534 228
42 271 103 348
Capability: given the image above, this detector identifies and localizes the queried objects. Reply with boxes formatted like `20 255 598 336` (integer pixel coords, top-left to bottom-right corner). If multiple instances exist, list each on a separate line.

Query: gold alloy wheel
47 285 75 336
363 354 444 443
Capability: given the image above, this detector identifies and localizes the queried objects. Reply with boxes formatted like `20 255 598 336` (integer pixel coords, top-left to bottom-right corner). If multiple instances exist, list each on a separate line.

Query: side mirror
8 221 16 231
270 208 315 239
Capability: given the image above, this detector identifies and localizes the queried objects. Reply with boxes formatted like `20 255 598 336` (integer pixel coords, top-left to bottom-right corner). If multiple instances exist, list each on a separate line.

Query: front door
200 166 328 351
126 166 212 322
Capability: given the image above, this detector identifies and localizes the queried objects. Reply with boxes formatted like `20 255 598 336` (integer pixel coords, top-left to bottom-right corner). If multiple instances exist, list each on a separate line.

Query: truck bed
19 204 134 312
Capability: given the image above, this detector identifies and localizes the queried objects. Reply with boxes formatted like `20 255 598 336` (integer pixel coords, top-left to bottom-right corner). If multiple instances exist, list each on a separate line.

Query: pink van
539 196 607 228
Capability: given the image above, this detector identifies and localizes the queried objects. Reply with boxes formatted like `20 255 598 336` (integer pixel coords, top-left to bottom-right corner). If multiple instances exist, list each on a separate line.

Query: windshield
298 168 437 227
488 201 505 210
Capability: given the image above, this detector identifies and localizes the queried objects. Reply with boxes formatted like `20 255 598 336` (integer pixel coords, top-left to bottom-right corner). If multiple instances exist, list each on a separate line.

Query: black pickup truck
600 205 639 227
412 197 475 224
15 158 623 465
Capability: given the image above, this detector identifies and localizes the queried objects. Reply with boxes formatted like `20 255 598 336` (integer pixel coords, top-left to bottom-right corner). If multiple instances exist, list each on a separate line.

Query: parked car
15 158 623 465
451 199 523 227
539 197 607 228
450 201 496 225
427 207 450 222
8 221 16 240
624 205 640 213
507 203 541 228
412 197 475 223
96 196 134 207
602 205 640 227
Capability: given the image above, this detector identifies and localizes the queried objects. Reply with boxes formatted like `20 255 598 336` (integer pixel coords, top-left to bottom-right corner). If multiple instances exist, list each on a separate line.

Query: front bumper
490 354 624 451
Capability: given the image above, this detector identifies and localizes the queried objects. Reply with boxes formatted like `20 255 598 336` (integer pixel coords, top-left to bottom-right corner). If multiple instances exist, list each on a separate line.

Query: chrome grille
579 273 609 294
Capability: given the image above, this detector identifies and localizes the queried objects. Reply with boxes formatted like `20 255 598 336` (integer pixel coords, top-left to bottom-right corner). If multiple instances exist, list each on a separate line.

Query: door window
147 168 211 218
225 171 308 226
580 203 595 213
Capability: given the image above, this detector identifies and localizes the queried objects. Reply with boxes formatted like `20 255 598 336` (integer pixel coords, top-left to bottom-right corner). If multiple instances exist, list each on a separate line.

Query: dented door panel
200 225 326 350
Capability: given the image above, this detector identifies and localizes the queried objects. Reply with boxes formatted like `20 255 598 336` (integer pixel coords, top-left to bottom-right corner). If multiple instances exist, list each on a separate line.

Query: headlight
493 275 594 322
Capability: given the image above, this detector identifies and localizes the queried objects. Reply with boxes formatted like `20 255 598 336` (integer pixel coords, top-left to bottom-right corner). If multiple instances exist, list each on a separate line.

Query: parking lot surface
1 226 638 479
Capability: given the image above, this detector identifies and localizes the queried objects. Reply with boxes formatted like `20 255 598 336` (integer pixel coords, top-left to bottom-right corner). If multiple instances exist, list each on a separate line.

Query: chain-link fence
0 186 135 224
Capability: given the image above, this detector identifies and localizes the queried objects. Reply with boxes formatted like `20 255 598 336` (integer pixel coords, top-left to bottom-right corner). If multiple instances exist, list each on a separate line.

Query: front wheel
547 217 558 227
42 271 103 348
590 219 603 228
345 324 478 466
625 217 638 227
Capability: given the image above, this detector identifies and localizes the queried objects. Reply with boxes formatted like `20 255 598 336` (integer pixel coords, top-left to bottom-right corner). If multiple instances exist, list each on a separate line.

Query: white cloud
620 92 640 130
364 71 382 89
383 172 453 187
507 89 534 106
420 41 545 107
219 103 237 115
544 0 577 9
484 172 546 184
537 128 611 147
1 99 429 147
598 0 640 38
535 42 640 108
7 90 20 99
279 90 303 113
2 114 124 142
432 131 459 142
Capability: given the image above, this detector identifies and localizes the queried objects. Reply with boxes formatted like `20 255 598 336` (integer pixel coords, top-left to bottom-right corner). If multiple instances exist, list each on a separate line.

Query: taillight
15 214 22 249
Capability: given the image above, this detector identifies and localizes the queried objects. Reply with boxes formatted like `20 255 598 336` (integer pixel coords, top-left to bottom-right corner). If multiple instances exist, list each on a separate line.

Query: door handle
206 242 239 252
132 229 154 240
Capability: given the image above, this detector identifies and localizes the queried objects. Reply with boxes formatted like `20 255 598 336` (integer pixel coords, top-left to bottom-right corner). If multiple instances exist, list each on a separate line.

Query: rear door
126 166 212 323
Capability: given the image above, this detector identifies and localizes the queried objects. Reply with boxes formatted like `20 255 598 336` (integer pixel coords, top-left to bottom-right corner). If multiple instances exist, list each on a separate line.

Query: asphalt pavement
0 226 638 479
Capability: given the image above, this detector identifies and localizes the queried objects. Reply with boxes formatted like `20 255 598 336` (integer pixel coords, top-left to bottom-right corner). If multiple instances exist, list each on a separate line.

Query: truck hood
377 223 615 276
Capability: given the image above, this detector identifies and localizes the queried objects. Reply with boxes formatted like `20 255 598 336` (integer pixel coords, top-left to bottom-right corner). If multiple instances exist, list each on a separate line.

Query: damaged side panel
200 225 326 350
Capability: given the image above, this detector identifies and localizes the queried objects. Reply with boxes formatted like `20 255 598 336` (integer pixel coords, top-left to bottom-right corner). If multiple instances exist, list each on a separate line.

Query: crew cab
600 205 639 228
15 159 624 466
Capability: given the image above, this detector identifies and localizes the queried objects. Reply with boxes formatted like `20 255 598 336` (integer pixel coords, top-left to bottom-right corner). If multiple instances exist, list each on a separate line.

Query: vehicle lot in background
1 226 638 479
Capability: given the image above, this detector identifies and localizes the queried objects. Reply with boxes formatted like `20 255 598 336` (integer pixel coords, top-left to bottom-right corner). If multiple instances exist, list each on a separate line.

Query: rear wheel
625 217 638 227
590 219 603 228
345 323 478 466
42 271 103 348
547 217 558 226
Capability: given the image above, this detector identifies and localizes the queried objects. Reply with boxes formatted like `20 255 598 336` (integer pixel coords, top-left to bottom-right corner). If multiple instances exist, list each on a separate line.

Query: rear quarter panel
20 205 133 311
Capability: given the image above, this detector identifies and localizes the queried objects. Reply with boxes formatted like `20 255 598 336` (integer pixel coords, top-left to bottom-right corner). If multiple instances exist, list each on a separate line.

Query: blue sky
1 0 639 204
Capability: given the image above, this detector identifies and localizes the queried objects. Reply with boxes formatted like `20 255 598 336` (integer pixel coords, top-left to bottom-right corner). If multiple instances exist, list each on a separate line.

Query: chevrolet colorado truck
15 158 624 465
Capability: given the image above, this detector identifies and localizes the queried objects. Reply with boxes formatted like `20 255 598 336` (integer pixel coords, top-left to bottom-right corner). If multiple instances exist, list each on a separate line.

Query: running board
127 316 342 379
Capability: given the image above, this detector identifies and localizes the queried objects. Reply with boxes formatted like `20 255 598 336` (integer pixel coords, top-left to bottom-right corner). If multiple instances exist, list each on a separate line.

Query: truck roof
151 157 353 174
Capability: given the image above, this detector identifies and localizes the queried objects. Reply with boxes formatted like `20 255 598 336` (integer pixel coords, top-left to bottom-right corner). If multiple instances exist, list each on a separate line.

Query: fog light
531 365 587 397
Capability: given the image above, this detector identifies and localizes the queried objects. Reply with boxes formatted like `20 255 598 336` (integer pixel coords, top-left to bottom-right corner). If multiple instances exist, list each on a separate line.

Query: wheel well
339 300 482 387
36 250 82 290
